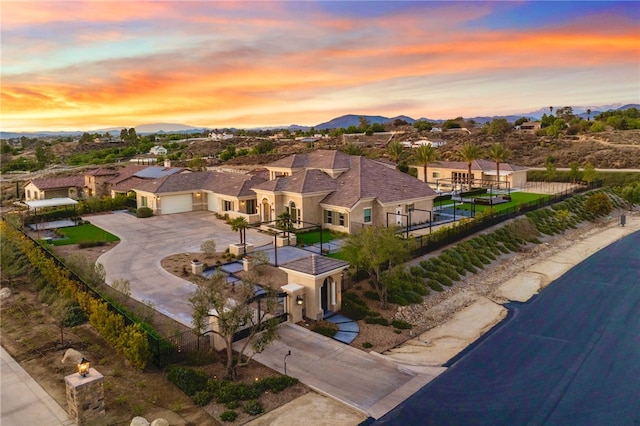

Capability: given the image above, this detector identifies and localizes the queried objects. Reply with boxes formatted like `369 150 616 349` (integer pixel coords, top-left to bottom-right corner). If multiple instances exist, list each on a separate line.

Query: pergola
24 198 78 230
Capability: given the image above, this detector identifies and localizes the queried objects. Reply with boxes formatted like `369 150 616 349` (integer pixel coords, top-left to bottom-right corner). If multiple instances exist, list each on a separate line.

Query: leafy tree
358 116 371 132
371 123 386 133
190 272 279 379
584 192 612 218
442 119 461 130
582 162 597 184
200 239 217 258
586 108 592 122
514 117 529 126
540 113 556 128
568 161 581 182
393 118 408 127
253 140 274 155
413 120 433 132
590 121 606 132
341 225 413 309
620 182 640 206
189 155 206 171
412 144 438 183
545 156 557 181
228 217 249 245
456 143 484 190
487 143 511 189
386 140 404 164
486 118 512 137
79 132 93 145
555 106 575 122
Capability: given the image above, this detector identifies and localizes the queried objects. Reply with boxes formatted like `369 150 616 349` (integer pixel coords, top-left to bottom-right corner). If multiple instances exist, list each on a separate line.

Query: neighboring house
108 165 187 197
519 121 541 131
24 176 85 201
412 159 528 192
149 145 168 155
412 139 446 148
208 131 234 141
252 150 437 233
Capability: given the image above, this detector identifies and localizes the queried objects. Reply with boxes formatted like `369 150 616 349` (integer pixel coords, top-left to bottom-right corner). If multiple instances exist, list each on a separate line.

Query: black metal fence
411 185 594 257
15 227 175 367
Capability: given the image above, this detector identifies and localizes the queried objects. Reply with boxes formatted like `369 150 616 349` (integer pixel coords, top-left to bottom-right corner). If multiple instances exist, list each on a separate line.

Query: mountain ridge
2 104 637 138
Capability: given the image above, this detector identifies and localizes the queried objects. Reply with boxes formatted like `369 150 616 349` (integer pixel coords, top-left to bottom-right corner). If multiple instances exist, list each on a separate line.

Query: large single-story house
412 159 528 192
24 176 85 201
118 150 437 233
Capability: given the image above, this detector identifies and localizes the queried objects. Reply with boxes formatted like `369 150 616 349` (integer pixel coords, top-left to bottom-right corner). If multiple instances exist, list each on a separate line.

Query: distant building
149 145 168 155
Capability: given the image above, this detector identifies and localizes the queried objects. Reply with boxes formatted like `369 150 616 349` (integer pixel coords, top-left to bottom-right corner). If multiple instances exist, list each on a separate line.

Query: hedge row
0 221 151 370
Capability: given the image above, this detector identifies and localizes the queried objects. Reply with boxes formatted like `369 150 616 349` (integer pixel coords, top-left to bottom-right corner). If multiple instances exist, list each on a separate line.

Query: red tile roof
29 176 84 190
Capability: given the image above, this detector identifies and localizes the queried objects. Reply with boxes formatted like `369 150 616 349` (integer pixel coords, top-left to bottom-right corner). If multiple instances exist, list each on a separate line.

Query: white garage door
207 193 218 212
162 194 193 214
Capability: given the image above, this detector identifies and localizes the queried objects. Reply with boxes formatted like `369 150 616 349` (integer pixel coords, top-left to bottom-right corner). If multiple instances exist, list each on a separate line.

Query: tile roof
266 150 351 171
129 171 266 197
131 172 211 194
251 169 336 194
84 167 120 177
280 254 349 276
321 156 437 208
29 176 84 190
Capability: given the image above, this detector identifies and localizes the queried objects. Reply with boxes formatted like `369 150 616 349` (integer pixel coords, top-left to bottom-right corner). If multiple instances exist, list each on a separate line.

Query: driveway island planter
229 243 254 256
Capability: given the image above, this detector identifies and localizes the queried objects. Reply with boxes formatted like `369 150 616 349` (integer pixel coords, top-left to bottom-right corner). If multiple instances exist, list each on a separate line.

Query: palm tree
487 143 512 190
587 108 591 122
229 216 249 246
386 140 404 164
456 143 483 191
413 144 438 184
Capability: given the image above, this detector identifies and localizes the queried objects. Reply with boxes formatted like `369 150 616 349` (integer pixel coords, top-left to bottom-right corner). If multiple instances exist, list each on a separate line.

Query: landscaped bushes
136 207 153 218
166 366 298 413
0 222 152 370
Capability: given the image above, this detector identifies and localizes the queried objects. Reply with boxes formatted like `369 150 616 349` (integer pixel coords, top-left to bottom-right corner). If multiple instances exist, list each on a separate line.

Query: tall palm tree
386 140 404 164
487 143 512 190
456 143 483 191
587 108 591 122
413 144 438 184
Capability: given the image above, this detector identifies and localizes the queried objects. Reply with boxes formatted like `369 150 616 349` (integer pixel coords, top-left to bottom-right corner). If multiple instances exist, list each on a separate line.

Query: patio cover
25 198 78 210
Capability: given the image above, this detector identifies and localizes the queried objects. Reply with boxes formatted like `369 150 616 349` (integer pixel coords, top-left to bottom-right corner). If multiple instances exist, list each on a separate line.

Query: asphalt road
374 230 640 426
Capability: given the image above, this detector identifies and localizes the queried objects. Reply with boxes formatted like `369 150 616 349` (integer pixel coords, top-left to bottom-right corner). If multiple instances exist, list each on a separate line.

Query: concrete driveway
89 211 273 327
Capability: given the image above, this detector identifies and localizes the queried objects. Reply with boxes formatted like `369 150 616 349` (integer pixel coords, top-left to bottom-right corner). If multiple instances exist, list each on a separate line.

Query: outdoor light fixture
296 295 303 305
78 357 90 377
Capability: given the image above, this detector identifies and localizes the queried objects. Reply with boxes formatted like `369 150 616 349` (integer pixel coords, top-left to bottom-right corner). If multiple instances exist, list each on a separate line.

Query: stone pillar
64 369 105 425
208 311 226 351
191 260 203 275
281 283 305 324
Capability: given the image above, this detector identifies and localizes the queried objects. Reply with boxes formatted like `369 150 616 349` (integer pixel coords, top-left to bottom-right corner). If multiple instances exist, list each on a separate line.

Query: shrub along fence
0 220 178 368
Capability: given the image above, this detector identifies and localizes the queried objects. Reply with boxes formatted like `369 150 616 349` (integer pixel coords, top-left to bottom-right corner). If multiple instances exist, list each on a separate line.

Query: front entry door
321 280 328 315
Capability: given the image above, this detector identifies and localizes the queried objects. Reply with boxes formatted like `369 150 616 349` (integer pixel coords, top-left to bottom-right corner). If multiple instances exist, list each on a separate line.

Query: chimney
164 159 171 168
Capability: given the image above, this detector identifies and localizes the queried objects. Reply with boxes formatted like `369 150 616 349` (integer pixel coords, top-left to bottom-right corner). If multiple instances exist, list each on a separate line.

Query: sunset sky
2 1 639 132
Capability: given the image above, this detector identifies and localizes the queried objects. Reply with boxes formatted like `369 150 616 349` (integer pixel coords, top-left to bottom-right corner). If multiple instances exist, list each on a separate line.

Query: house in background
24 176 85 201
149 145 168 156
412 159 528 192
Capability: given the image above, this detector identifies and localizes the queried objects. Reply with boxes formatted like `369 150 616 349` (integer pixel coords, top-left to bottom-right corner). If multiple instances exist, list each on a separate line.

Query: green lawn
50 224 120 246
295 230 345 245
474 191 550 213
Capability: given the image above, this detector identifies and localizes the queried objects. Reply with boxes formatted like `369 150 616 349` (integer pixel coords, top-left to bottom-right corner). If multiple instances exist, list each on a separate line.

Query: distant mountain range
2 104 638 139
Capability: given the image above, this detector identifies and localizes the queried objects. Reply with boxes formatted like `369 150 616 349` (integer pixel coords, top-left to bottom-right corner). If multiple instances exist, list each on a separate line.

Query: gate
232 291 288 342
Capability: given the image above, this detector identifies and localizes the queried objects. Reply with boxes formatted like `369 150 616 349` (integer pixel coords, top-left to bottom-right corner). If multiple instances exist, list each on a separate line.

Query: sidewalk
0 346 74 426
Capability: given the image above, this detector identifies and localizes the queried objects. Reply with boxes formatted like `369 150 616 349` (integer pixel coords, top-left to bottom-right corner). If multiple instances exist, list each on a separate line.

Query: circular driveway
89 211 273 327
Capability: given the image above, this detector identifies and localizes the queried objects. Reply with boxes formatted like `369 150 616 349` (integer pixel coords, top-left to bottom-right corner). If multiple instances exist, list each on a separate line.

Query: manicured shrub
311 322 338 338
365 316 390 326
136 207 153 218
192 390 214 407
167 366 209 396
392 319 413 330
244 400 264 416
435 273 453 287
220 411 237 422
427 280 444 292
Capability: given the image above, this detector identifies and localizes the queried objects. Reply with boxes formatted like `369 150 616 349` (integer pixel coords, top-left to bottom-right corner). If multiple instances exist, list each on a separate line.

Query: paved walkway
0 346 74 426
237 323 445 420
